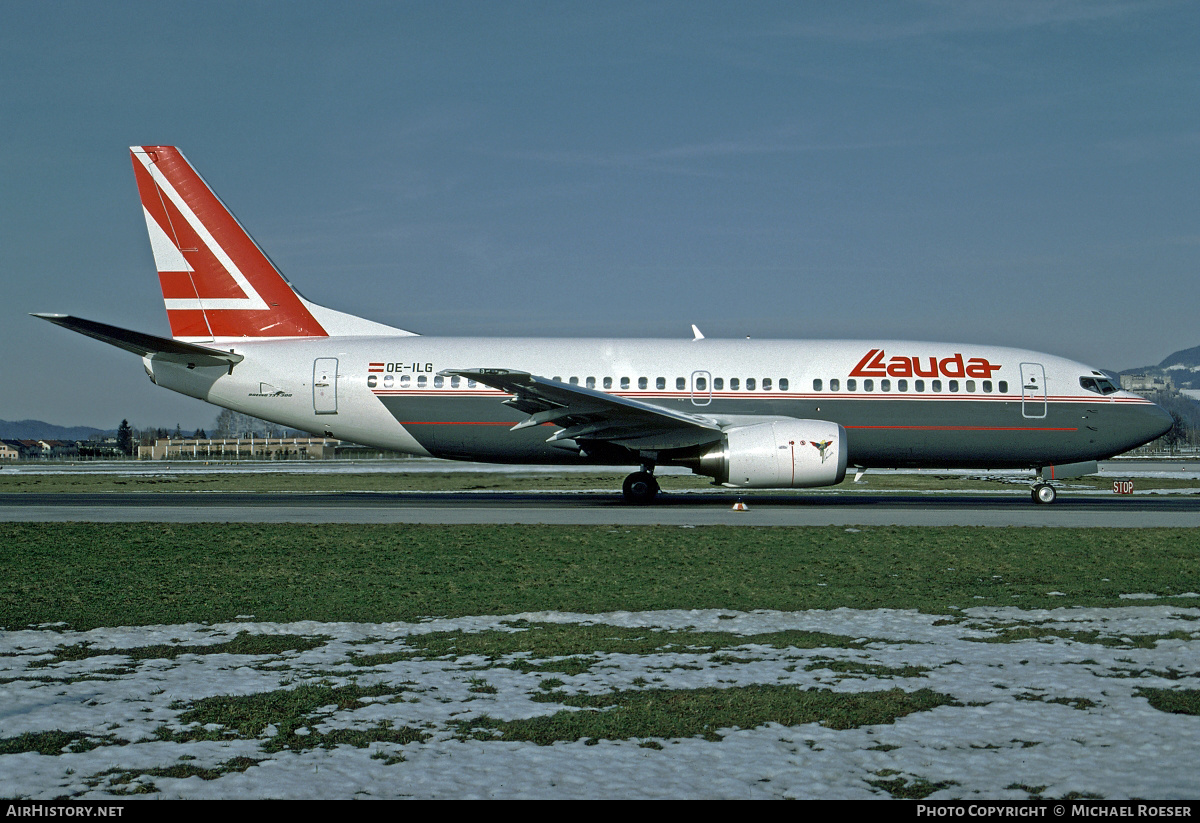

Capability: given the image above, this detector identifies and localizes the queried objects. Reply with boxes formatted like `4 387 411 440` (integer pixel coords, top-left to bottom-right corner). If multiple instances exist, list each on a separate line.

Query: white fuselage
144 335 1171 472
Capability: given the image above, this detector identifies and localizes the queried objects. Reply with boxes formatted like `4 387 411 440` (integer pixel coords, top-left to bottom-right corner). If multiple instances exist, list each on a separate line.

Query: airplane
35 146 1174 505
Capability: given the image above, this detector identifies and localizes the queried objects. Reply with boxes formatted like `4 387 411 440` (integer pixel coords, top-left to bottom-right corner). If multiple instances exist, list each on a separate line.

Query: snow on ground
1 607 1198 800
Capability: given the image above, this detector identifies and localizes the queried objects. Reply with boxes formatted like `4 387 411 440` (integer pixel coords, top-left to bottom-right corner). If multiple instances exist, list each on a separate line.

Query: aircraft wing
441 368 724 451
32 314 244 369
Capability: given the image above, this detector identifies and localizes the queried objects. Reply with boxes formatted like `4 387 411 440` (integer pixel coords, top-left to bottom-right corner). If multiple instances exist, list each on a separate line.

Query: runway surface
2 490 1198 526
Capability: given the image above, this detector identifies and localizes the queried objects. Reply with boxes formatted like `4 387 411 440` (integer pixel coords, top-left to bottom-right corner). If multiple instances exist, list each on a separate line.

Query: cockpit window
1080 376 1118 395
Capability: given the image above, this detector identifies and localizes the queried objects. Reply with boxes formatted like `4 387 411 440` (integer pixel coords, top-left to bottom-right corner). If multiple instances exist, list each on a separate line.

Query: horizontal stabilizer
32 314 244 368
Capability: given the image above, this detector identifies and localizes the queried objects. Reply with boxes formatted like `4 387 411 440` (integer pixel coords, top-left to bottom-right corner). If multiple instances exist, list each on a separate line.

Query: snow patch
1 607 1197 800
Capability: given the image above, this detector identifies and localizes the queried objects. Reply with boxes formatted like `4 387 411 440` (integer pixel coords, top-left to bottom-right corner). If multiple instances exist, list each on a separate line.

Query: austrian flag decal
850 349 1001 379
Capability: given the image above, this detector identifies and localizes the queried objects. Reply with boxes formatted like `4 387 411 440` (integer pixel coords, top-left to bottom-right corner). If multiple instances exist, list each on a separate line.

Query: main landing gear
1031 483 1057 505
622 470 660 505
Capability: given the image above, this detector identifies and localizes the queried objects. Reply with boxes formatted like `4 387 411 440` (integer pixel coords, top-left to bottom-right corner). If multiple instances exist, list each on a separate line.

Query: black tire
622 472 659 505
1031 483 1057 505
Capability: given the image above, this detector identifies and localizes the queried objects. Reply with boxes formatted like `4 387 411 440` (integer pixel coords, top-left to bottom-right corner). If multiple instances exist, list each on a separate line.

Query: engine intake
688 419 848 488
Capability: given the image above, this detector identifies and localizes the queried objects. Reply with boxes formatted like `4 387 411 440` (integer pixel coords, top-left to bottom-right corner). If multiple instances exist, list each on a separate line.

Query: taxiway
1 490 1197 527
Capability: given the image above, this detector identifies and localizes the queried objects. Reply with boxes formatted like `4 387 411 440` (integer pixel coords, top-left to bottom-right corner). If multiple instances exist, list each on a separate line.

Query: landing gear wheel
622 471 660 505
1031 483 1057 505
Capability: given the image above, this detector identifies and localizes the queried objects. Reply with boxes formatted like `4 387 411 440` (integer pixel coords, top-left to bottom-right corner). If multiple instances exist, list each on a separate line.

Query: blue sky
2 1 1197 429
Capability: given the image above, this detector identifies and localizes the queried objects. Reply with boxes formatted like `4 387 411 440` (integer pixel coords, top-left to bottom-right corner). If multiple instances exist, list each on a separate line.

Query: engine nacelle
691 419 848 488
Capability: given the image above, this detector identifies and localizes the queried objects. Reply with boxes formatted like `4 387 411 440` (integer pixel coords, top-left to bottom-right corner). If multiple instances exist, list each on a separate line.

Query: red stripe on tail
131 146 327 339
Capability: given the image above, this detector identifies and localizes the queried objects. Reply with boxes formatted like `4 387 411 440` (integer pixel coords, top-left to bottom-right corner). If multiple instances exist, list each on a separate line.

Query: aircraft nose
1143 401 1175 442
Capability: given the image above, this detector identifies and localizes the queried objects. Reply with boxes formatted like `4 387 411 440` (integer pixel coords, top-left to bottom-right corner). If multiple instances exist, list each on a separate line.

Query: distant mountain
0 420 111 441
1160 345 1200 367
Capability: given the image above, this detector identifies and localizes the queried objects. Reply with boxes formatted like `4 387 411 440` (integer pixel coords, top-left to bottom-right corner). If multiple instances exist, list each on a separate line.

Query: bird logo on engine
811 439 834 463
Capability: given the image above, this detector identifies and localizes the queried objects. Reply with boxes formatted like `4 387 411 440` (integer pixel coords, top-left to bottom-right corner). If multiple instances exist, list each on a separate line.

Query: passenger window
434 375 444 388
965 380 975 392
656 377 666 390
830 378 840 391
467 379 476 388
417 375 427 388
603 377 612 389
932 380 942 392
813 379 823 392
983 381 992 393
569 376 579 385
384 375 394 388
779 378 788 391
620 377 630 390
696 376 707 391
730 378 740 390
881 379 891 392
638 377 648 389
999 381 1008 393
451 376 460 388
586 377 596 389
400 374 411 387
553 376 562 383
915 380 924 392
847 379 856 391
763 378 772 391
897 379 908 392
676 377 686 390
949 380 958 392
746 378 756 390
714 378 724 390
864 379 874 392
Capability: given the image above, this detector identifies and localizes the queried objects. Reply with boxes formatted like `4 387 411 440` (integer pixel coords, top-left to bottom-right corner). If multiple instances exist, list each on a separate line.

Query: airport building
0 439 79 459
138 437 341 460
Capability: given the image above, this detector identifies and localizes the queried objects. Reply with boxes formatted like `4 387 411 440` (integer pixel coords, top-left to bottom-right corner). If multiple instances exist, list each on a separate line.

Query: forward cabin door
314 358 339 415
1020 362 1047 419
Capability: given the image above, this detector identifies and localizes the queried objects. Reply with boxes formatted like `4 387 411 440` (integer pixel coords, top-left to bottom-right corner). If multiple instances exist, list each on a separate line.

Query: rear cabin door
314 358 339 415
1020 362 1047 419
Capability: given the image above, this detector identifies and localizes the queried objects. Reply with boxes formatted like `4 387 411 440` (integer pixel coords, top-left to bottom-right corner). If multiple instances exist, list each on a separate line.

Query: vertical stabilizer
130 146 413 341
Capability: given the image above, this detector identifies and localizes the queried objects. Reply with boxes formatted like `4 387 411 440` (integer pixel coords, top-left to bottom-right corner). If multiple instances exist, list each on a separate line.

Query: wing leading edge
440 368 724 451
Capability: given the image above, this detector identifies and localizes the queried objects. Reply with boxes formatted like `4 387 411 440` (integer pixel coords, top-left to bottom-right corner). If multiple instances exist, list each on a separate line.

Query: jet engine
685 419 848 488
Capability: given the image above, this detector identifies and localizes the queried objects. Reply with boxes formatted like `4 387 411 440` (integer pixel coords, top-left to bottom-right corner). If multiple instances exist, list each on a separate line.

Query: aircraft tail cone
732 498 749 512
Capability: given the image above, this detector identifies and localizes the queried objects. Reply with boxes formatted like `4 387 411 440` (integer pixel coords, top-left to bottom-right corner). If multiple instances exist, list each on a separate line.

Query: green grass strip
163 682 428 753
0 730 129 755
1136 687 1200 716
456 685 959 743
1 524 1197 630
31 631 326 667
96 757 264 792
868 773 958 799
967 627 1195 648
349 621 872 668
